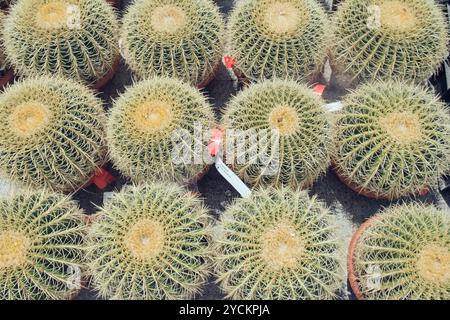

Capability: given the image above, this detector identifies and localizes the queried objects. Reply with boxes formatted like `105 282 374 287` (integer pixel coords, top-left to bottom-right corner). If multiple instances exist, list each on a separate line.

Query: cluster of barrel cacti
0 0 449 301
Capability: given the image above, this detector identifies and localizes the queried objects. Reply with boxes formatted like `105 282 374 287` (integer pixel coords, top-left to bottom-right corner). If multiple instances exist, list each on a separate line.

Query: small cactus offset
0 76 107 192
3 0 119 84
331 0 449 83
351 204 450 300
120 0 224 87
107 77 216 184
222 79 332 189
334 80 450 199
87 183 212 300
0 191 86 300
214 187 348 300
227 0 329 82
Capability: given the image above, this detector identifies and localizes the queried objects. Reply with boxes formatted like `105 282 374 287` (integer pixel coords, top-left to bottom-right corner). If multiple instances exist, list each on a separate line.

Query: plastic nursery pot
0 68 14 89
90 54 121 91
347 216 381 300
196 61 221 89
332 162 430 200
185 164 211 188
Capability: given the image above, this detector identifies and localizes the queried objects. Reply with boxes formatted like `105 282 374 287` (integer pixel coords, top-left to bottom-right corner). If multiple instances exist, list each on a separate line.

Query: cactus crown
222 79 332 188
353 204 450 299
214 187 347 300
332 0 449 83
107 77 215 184
120 0 224 86
227 0 329 82
88 183 212 300
334 80 450 199
0 76 106 192
3 0 119 84
0 191 85 300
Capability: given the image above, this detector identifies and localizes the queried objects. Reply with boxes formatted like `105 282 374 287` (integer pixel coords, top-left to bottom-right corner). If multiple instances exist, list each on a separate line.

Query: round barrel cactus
0 76 107 192
120 0 224 87
0 191 85 300
331 0 449 83
334 80 450 199
214 187 347 300
3 0 119 85
87 183 212 300
227 0 329 82
222 79 332 189
350 204 450 300
107 77 216 184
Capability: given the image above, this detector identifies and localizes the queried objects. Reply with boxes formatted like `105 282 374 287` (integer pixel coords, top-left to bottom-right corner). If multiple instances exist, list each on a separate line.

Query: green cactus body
0 191 85 300
107 77 215 184
352 204 450 300
227 0 329 82
3 0 119 84
214 187 347 300
120 0 224 87
87 183 212 300
222 79 332 188
334 81 450 199
331 0 449 83
0 76 107 192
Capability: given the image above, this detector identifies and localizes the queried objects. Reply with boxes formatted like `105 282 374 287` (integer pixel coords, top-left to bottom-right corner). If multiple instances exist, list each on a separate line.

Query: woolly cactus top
0 191 85 300
227 0 329 82
87 183 212 300
352 204 450 300
222 79 332 188
3 0 119 84
214 187 347 300
0 76 106 192
107 77 215 184
332 0 449 83
120 0 224 86
334 81 450 199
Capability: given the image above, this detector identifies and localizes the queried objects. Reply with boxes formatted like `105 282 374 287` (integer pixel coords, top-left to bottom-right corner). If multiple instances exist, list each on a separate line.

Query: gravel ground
73 0 450 300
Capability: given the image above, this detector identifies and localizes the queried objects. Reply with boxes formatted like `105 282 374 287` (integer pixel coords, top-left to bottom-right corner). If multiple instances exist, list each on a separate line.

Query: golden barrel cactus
334 80 450 199
0 76 107 192
87 183 212 300
214 187 348 300
0 191 86 300
349 204 450 300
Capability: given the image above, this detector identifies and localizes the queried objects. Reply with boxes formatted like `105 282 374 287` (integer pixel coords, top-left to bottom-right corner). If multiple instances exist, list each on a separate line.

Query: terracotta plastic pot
91 55 121 91
347 216 381 300
332 162 429 200
0 67 14 89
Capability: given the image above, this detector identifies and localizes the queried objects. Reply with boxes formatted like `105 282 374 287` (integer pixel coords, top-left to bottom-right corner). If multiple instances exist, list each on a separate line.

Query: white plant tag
103 191 114 204
0 179 20 199
324 101 343 113
215 157 252 198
